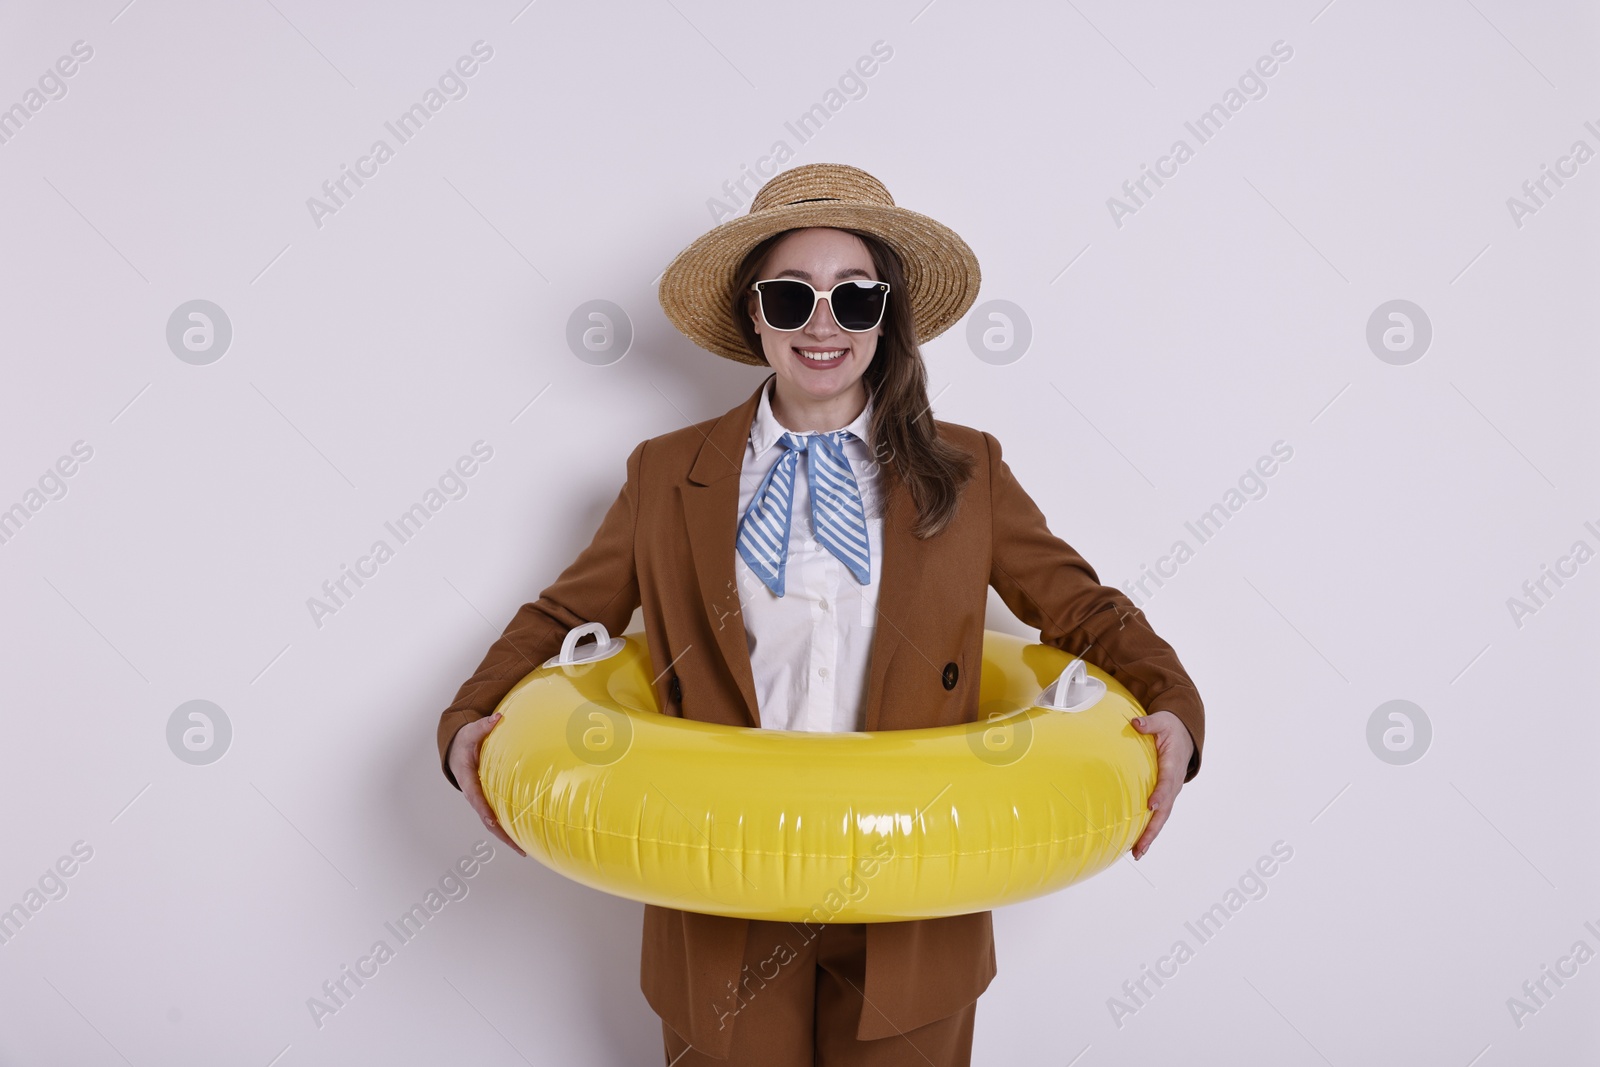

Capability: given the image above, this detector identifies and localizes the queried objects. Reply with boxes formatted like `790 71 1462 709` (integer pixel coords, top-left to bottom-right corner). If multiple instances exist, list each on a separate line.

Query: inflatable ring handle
542 621 626 669
1037 657 1106 713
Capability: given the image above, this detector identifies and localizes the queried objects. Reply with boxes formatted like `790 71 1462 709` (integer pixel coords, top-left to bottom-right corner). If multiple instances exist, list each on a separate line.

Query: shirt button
819 597 829 611
818 666 829 678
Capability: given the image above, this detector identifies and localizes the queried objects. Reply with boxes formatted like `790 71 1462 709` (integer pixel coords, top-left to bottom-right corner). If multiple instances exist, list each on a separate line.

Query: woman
435 163 1205 1066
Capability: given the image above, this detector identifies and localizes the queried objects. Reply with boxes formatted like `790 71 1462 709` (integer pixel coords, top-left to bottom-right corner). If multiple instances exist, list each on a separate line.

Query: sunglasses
750 278 891 333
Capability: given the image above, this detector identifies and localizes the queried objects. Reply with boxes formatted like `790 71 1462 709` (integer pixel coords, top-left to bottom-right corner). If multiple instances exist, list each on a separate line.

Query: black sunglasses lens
831 282 887 331
760 280 816 330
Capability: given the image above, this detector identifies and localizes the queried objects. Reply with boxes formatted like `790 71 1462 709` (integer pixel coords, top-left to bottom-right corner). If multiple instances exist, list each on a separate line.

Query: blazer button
942 662 959 691
668 675 682 704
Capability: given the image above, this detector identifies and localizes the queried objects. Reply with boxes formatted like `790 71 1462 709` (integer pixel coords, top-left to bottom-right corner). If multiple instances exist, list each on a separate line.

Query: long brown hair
729 228 977 539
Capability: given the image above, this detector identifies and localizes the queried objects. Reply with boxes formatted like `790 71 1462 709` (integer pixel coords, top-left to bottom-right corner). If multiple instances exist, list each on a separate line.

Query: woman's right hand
448 712 526 857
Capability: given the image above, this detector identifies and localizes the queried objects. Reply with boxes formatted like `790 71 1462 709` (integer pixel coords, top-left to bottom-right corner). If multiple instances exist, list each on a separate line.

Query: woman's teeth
798 349 847 362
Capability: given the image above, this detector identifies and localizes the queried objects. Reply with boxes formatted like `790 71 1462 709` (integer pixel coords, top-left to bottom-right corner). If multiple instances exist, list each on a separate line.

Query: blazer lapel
683 377 769 727
681 373 921 732
859 469 916 732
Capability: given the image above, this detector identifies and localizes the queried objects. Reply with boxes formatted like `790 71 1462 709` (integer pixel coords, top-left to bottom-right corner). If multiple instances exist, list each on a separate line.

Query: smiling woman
743 232 890 418
726 222 977 541
439 163 1206 1066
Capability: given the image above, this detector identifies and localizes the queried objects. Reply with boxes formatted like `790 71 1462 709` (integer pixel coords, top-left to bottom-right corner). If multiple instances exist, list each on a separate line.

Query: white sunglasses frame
749 278 892 334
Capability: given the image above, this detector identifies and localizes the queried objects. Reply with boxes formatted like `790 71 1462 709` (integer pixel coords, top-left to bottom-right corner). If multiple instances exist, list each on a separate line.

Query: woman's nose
805 296 842 337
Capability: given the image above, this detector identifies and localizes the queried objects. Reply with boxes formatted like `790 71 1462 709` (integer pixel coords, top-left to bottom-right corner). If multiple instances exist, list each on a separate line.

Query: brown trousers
660 920 977 1066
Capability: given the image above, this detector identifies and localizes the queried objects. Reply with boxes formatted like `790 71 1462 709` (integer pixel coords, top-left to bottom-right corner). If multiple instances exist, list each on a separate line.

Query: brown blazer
436 373 1205 1057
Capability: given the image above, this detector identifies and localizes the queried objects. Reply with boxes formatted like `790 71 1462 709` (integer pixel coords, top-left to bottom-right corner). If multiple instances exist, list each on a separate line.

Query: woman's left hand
1128 711 1195 861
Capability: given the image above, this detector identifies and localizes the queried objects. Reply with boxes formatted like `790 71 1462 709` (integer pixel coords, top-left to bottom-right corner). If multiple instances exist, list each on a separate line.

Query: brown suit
436 373 1205 1059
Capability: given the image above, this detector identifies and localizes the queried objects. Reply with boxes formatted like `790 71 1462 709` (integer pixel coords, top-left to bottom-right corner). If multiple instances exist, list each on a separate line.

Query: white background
1 1 1596 1064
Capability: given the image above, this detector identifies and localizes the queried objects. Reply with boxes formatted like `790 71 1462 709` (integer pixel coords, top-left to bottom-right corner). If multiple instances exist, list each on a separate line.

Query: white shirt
734 376 884 733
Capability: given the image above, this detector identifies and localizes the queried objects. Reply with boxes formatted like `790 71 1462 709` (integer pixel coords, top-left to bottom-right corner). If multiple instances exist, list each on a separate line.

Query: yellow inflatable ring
478 625 1158 922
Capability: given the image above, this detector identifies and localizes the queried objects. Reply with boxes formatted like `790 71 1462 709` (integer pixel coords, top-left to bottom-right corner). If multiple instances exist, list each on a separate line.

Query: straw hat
658 163 982 366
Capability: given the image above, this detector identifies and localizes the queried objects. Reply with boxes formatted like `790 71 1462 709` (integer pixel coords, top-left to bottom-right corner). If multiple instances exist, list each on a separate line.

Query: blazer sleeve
982 431 1205 781
436 438 646 790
